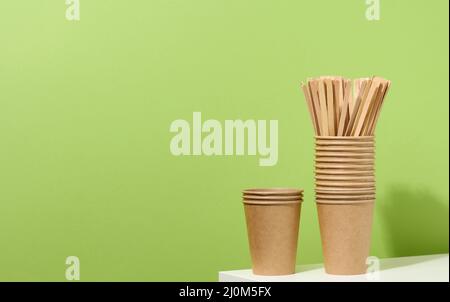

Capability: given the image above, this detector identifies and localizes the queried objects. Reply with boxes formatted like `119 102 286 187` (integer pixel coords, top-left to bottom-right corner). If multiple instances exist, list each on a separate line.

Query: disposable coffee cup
315 136 376 275
243 188 303 275
317 202 374 274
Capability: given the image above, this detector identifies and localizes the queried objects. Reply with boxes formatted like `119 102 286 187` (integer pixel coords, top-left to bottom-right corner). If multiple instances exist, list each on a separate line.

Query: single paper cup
317 202 374 275
243 188 303 276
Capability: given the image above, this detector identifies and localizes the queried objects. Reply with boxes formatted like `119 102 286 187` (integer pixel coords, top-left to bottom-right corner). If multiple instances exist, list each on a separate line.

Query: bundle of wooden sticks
301 76 391 136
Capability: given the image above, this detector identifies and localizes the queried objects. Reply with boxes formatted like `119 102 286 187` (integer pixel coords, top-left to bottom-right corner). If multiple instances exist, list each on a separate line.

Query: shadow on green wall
379 186 449 256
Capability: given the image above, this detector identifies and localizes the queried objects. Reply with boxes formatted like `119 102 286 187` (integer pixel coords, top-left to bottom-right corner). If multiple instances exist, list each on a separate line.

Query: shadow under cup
242 188 303 276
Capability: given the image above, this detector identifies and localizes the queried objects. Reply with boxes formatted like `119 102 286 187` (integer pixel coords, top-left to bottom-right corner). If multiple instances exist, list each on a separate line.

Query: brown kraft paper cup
317 202 374 275
315 136 375 275
243 188 302 276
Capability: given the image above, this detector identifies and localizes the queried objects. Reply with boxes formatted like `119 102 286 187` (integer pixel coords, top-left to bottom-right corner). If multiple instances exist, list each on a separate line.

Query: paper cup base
244 202 301 275
317 202 373 275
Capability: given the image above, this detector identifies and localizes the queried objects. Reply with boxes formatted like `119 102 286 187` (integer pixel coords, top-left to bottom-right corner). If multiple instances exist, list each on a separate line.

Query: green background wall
0 0 448 281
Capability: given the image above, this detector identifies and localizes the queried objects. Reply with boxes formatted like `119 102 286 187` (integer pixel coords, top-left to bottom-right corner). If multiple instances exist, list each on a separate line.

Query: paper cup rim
243 199 303 205
315 191 375 195
316 157 374 161
316 187 376 192
315 164 374 169
242 188 304 196
315 170 375 175
315 176 375 181
315 152 375 157
315 199 375 205
315 182 375 187
243 194 303 201
315 186 376 191
315 194 376 200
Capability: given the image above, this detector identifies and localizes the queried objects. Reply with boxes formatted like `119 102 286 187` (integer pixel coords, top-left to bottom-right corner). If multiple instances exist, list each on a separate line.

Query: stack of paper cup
243 188 303 275
315 136 375 275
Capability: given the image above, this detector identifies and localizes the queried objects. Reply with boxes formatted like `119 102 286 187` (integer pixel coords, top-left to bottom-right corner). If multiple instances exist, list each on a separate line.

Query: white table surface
219 254 449 282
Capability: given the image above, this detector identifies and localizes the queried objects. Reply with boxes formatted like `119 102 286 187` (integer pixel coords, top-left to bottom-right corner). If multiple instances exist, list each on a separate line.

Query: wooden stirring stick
308 79 323 135
362 80 386 135
333 78 344 130
353 77 381 136
349 79 359 117
301 76 390 137
301 83 318 135
345 79 370 136
350 78 373 136
337 79 352 136
368 80 391 135
325 78 335 135
317 79 329 136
